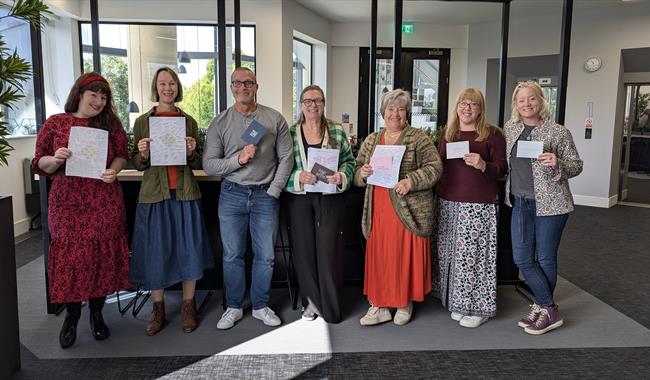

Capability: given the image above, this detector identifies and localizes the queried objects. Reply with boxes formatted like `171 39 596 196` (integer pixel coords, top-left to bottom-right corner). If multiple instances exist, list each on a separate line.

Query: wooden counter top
118 169 220 181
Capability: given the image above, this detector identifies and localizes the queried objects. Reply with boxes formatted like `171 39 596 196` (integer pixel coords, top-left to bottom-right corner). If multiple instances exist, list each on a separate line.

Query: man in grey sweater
203 67 293 329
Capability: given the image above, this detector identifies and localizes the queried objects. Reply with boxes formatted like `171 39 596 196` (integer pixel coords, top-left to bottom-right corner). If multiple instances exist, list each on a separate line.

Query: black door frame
358 47 450 139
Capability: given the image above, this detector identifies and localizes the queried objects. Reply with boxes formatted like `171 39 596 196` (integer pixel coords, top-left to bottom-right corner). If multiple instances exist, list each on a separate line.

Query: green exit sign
402 24 414 34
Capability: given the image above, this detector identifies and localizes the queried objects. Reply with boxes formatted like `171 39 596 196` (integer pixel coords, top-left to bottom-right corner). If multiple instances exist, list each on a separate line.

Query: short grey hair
379 89 411 116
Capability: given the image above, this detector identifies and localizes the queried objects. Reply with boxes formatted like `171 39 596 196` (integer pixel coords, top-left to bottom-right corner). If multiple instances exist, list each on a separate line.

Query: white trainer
252 307 281 327
459 315 488 328
217 307 243 330
451 312 464 321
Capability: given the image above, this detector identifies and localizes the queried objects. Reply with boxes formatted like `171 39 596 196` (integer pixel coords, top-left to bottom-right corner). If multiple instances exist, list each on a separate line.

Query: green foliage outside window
83 55 129 130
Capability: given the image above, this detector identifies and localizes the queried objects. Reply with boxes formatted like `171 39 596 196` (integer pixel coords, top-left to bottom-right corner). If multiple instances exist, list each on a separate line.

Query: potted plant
0 1 50 378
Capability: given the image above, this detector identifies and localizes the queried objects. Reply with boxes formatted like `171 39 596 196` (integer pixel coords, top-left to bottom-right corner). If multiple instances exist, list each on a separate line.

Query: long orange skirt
364 186 431 308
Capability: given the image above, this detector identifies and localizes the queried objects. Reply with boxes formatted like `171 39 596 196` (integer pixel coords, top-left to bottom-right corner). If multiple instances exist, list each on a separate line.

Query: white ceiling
295 0 646 24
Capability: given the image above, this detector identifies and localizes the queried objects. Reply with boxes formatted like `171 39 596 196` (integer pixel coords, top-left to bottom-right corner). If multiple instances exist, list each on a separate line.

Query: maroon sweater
436 127 507 203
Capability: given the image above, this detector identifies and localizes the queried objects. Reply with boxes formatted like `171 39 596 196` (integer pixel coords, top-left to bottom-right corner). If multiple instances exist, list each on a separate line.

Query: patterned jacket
504 119 583 216
284 120 356 194
354 125 443 238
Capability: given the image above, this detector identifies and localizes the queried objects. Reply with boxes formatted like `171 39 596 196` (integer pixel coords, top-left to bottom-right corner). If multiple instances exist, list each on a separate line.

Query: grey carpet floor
17 256 650 359
11 204 650 379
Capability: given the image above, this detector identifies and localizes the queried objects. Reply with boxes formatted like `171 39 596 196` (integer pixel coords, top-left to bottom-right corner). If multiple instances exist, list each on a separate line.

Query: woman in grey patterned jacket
504 80 583 336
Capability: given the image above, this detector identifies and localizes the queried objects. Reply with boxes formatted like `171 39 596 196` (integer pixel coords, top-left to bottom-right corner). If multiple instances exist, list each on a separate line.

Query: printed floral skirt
432 198 498 317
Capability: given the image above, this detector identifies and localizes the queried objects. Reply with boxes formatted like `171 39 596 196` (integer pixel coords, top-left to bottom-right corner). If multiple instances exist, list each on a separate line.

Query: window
1 10 37 136
293 38 312 122
80 23 256 130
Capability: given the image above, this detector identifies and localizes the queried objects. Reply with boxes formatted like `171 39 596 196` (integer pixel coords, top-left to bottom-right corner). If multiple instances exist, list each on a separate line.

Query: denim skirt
129 192 214 290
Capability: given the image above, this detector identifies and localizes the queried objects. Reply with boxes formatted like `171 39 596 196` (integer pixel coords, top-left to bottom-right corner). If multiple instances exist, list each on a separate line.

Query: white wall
282 1 331 121
0 137 37 236
467 2 650 207
330 47 360 134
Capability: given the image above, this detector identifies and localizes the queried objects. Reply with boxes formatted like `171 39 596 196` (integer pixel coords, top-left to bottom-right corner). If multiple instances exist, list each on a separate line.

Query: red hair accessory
80 74 108 88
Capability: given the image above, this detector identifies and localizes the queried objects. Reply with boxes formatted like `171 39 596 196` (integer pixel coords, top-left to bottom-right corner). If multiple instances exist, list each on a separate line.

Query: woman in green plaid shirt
284 85 355 323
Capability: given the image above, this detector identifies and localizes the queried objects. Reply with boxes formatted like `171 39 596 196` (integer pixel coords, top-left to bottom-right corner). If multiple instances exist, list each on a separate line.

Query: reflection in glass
374 59 393 132
1 11 37 136
81 23 256 130
293 38 312 122
411 59 439 130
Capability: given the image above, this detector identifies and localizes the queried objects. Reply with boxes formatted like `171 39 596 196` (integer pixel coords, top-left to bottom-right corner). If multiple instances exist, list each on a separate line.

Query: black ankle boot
89 297 110 340
90 311 110 340
59 303 81 349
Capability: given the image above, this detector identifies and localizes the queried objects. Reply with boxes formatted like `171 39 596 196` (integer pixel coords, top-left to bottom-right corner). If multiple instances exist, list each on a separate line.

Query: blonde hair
445 88 493 142
510 80 551 123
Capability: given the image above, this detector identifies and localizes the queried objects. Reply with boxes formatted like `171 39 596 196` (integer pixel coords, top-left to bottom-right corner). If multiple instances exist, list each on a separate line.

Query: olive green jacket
354 125 443 238
131 107 203 203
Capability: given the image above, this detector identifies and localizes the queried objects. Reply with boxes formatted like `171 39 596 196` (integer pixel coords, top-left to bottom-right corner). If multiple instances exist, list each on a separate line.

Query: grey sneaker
252 307 282 326
217 307 243 330
518 304 541 328
524 305 564 335
359 305 391 326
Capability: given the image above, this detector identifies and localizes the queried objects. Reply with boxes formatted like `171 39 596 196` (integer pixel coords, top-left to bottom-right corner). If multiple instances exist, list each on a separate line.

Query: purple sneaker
524 305 564 335
517 304 541 328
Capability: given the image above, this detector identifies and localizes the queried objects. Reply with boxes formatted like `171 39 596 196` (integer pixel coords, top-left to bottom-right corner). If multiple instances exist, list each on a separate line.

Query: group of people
33 65 582 349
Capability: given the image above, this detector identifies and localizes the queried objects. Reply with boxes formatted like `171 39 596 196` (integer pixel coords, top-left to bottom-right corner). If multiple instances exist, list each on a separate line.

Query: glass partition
1 8 36 136
80 22 256 130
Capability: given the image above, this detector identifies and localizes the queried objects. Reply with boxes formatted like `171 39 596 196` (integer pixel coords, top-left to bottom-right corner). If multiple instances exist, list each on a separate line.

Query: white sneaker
459 315 488 328
217 308 243 330
252 307 281 327
451 312 464 321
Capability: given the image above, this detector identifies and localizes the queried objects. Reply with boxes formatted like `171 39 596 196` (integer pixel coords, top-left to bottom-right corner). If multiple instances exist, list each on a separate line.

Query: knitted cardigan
353 125 443 238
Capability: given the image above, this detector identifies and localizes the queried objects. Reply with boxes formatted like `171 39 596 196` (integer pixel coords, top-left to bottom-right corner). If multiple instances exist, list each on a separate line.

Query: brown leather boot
146 301 166 336
181 299 197 333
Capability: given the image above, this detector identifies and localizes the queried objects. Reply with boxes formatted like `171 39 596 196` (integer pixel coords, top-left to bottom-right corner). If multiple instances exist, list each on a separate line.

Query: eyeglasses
231 80 256 88
458 101 480 109
301 98 324 106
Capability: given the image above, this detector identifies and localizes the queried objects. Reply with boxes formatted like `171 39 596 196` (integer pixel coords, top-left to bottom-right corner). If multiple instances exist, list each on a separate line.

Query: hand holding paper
305 148 339 193
446 141 469 159
241 120 268 145
366 145 406 188
516 140 544 159
311 162 335 183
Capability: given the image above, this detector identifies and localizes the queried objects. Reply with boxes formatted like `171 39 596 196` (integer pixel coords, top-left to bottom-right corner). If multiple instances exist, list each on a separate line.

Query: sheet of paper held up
149 116 187 166
367 145 406 188
66 126 108 180
446 141 470 159
305 148 339 193
517 140 544 159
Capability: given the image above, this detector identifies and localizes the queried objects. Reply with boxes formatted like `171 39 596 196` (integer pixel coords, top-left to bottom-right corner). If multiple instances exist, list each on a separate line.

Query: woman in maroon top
32 73 131 348
432 88 507 328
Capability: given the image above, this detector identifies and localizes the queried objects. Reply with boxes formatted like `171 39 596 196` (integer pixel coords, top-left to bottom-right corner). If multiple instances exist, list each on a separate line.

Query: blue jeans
218 179 279 310
511 196 569 307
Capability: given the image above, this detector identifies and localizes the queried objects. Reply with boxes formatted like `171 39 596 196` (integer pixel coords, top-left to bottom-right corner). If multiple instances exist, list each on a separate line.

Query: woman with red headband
32 72 131 348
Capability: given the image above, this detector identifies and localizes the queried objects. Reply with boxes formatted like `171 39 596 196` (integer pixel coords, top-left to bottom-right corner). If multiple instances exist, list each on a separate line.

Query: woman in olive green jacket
129 67 213 336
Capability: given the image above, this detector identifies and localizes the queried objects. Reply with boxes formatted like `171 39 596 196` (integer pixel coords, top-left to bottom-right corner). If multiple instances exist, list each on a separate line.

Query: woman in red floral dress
32 73 131 349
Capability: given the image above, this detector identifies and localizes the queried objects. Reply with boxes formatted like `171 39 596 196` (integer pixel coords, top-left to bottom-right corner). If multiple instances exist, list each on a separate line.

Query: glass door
619 83 650 205
358 48 450 138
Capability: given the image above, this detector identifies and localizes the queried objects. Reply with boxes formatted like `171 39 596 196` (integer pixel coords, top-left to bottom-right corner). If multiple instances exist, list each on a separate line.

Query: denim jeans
511 196 569 307
218 179 279 310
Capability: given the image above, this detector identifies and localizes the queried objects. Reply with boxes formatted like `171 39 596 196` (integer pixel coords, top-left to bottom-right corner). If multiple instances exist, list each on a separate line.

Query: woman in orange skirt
354 89 443 326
